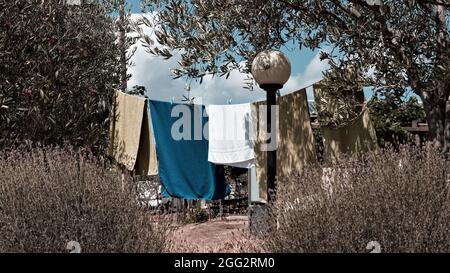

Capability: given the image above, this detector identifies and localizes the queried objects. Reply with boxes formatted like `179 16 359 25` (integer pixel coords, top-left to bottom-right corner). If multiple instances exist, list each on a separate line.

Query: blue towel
149 100 230 200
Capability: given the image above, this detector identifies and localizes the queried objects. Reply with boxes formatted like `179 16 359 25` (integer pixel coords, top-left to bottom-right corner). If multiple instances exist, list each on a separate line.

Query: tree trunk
445 98 450 155
422 84 450 155
118 0 127 93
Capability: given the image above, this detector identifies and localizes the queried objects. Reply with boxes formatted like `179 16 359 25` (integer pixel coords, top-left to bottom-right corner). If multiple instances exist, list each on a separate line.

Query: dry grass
262 144 450 253
1 144 448 253
0 146 168 253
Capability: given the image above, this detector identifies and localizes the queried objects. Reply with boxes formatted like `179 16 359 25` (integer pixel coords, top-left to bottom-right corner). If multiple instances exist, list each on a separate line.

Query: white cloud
127 14 330 105
281 51 330 100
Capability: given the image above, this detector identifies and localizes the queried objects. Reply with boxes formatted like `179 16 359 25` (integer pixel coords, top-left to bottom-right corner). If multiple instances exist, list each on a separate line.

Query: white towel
225 159 254 169
206 103 255 167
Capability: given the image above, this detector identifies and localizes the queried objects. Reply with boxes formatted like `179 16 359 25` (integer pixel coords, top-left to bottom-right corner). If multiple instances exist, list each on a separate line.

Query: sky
124 0 370 105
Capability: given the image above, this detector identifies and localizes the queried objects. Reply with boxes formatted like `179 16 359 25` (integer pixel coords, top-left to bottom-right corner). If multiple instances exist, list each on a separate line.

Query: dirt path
169 215 250 252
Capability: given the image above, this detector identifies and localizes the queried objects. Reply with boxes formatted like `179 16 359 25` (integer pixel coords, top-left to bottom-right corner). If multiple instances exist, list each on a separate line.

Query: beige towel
313 84 377 163
109 91 158 175
135 100 159 175
253 89 317 201
320 107 377 163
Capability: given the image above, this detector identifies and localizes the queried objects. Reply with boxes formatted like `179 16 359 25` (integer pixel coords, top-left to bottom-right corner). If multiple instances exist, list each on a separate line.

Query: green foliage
139 0 449 92
0 0 121 153
138 0 449 149
315 60 365 127
312 128 325 164
187 203 209 224
369 92 426 147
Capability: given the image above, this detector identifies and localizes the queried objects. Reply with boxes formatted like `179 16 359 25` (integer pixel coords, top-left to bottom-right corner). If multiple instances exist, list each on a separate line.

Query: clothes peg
170 97 175 104
185 83 191 92
227 98 232 105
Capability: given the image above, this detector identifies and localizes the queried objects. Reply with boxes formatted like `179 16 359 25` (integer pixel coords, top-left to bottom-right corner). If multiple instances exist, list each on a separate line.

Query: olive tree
138 0 450 153
0 0 122 153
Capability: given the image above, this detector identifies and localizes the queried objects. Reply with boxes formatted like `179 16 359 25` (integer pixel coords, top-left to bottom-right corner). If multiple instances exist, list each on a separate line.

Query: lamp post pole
260 84 282 203
249 49 290 235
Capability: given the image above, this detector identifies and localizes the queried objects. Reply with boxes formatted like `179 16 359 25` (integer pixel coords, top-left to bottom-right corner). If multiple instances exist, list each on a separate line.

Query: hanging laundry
135 102 159 176
109 91 158 175
149 100 230 200
313 84 377 163
206 103 255 168
252 88 318 202
320 106 377 163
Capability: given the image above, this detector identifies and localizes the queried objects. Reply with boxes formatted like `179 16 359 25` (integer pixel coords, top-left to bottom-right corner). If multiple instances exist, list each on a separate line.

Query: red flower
89 87 98 97
22 88 33 98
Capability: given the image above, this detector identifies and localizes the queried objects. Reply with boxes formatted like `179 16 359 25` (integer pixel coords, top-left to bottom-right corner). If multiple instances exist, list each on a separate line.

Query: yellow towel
135 100 159 176
109 91 158 175
253 89 317 201
320 107 377 163
313 83 377 163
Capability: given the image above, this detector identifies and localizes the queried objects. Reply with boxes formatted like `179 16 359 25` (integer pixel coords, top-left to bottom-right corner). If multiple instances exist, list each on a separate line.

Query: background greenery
0 0 121 153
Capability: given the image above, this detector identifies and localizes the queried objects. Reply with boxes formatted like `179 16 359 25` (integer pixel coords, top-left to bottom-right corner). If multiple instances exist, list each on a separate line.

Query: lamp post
251 49 291 203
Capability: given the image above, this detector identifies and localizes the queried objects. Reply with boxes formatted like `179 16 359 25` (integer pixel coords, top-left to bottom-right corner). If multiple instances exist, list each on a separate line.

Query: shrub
187 203 209 224
369 94 426 148
0 0 121 153
0 147 168 253
264 144 450 253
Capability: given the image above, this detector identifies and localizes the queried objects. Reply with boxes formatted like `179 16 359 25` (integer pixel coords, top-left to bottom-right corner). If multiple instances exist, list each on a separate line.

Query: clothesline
140 80 321 106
